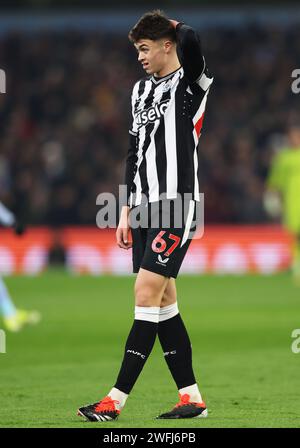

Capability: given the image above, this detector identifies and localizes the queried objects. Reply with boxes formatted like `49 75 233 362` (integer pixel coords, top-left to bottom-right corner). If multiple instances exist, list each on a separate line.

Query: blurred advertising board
0 226 293 275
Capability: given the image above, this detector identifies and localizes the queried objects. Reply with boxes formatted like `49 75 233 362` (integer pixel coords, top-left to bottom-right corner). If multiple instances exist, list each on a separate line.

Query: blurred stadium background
1 1 300 274
1 0 300 428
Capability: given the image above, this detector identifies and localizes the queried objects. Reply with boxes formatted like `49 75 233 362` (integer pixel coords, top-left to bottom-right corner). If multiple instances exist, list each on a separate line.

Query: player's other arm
124 132 138 206
0 201 25 235
171 20 206 85
116 84 139 250
116 134 137 250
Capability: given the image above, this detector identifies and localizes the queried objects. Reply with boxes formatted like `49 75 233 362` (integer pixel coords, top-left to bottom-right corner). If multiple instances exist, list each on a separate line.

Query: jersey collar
151 66 182 85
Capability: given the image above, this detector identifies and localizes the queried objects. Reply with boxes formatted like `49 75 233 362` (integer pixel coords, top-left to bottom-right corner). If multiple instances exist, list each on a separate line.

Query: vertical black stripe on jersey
175 78 195 197
137 80 156 200
130 80 146 198
154 87 172 198
134 79 146 113
130 134 137 196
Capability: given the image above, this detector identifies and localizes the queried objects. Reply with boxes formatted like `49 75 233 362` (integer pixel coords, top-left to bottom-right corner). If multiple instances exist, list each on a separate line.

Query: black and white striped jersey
125 23 213 208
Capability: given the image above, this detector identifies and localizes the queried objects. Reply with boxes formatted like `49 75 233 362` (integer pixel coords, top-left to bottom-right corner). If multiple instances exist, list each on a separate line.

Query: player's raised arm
171 20 206 85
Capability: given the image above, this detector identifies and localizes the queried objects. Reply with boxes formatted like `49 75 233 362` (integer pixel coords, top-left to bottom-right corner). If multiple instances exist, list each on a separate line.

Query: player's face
134 39 169 75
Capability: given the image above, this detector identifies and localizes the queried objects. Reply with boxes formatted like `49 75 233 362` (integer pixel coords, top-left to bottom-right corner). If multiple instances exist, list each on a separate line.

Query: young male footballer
78 10 213 422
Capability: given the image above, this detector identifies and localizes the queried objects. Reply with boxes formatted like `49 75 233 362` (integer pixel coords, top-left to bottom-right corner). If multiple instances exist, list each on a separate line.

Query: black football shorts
130 199 201 278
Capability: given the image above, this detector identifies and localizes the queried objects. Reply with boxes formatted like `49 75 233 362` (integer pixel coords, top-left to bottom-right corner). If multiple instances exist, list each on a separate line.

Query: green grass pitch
0 271 300 428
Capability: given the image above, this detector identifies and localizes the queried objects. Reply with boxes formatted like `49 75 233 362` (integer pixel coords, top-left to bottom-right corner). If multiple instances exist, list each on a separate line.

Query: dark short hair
128 10 176 43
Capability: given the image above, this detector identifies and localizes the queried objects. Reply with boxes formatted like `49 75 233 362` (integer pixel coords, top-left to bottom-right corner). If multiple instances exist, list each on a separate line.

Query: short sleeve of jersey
195 63 213 91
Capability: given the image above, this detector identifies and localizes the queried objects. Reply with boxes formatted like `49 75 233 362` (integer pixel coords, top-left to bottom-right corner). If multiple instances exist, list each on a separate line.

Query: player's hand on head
169 19 179 28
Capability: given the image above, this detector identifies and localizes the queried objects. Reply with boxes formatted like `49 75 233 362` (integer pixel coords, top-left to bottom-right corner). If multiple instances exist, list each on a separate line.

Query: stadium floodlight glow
291 329 300 354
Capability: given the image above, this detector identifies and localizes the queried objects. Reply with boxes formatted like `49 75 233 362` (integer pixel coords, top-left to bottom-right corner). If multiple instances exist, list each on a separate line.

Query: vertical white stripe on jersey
134 126 145 206
131 80 153 205
130 81 140 135
164 70 183 199
146 128 159 202
181 200 195 247
193 147 200 201
192 89 210 201
146 84 166 203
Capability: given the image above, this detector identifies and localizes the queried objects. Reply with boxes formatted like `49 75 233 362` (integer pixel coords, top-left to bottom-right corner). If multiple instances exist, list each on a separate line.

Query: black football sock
158 306 196 389
114 306 160 395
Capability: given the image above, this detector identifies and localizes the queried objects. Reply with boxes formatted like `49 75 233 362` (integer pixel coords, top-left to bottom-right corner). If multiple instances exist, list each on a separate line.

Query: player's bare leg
134 268 169 307
156 278 207 419
160 278 177 308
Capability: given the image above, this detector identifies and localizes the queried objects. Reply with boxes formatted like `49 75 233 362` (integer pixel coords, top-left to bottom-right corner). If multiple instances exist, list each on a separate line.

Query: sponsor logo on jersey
135 99 169 128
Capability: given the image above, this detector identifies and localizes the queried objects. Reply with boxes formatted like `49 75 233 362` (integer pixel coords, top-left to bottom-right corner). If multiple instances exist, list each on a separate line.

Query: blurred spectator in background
48 227 66 267
0 200 41 331
264 125 300 283
0 24 299 225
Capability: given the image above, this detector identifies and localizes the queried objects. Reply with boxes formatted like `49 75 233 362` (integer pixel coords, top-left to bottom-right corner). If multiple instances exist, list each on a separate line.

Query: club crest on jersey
135 99 169 128
162 79 172 92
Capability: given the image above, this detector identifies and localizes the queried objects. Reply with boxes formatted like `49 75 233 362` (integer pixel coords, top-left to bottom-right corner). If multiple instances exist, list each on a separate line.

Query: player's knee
161 292 172 308
160 279 177 308
160 291 177 308
134 284 160 307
